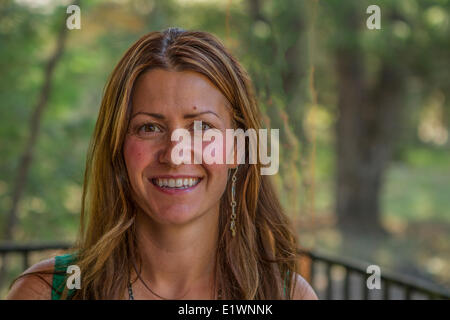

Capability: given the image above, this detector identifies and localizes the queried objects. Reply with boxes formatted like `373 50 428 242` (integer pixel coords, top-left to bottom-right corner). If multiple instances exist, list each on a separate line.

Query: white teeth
154 177 200 188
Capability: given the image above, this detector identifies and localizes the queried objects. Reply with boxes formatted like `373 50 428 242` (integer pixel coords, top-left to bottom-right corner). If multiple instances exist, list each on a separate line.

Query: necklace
131 259 191 300
129 259 222 300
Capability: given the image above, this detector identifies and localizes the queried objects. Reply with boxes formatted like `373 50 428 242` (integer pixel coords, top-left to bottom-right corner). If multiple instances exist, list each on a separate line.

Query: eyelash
133 121 214 137
192 122 213 131
136 123 162 135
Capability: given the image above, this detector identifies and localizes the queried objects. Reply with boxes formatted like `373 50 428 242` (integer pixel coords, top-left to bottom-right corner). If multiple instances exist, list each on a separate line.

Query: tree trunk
0 4 73 289
335 47 406 235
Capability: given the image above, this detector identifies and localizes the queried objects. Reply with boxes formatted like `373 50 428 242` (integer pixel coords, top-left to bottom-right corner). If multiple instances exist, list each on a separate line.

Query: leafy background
0 0 449 298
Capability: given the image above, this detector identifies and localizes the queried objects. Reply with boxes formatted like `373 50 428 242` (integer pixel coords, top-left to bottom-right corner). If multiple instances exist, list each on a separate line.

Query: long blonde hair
20 28 300 299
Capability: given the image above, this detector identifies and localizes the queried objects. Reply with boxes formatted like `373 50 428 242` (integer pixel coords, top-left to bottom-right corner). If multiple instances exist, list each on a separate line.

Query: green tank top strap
52 253 78 300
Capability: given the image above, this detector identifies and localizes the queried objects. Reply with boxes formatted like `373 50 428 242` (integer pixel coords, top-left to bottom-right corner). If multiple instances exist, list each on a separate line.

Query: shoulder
291 272 318 300
6 257 55 300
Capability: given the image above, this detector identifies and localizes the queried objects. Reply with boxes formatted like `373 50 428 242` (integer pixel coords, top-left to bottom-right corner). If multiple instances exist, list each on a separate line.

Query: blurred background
0 0 449 299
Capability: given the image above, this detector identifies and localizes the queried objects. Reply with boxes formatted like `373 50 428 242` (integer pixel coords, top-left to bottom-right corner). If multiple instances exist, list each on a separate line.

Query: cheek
123 138 150 175
203 162 230 196
201 132 235 165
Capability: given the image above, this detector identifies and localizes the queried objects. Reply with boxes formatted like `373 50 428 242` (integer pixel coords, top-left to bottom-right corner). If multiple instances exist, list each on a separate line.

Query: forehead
131 68 231 116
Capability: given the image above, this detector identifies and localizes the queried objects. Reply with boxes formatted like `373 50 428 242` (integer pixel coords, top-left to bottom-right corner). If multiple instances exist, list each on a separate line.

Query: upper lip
150 175 202 179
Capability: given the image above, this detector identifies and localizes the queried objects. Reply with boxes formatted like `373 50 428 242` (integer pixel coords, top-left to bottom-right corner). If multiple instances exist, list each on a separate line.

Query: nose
158 128 196 167
158 136 181 168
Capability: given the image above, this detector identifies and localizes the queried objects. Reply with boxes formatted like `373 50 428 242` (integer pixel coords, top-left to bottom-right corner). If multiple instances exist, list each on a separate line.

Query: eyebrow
131 111 221 120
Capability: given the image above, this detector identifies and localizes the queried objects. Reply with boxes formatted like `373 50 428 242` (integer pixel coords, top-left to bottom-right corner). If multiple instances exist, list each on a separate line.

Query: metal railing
1 243 449 299
0 242 72 271
297 249 450 300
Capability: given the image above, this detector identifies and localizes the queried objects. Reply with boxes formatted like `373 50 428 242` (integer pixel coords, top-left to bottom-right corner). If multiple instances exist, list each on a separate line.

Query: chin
147 203 204 226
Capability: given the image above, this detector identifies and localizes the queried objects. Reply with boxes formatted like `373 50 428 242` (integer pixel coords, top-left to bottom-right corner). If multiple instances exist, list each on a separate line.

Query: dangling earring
230 167 238 237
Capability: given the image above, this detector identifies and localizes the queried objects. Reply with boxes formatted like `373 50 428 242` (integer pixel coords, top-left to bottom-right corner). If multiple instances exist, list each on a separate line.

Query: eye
137 123 162 135
202 123 212 130
193 121 213 131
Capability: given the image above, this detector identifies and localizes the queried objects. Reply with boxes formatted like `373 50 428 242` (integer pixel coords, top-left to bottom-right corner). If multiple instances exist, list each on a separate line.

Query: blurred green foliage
0 0 449 291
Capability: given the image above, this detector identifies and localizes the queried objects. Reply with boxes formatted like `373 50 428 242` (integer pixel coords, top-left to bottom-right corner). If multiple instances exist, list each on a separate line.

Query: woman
7 27 317 300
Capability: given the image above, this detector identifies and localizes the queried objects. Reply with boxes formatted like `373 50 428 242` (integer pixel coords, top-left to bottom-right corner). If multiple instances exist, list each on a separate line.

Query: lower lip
149 179 202 195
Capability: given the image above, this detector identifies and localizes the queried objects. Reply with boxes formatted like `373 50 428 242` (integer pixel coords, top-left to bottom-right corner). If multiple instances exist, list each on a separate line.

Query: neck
132 206 220 298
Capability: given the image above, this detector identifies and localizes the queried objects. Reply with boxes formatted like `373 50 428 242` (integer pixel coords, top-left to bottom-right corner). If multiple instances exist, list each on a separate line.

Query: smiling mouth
151 177 202 190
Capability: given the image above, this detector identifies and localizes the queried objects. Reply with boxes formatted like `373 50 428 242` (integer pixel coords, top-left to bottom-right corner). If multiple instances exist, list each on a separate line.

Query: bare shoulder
291 272 318 300
6 257 55 300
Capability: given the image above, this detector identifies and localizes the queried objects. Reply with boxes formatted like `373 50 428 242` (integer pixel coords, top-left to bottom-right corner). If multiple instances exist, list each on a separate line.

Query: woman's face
124 69 235 226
